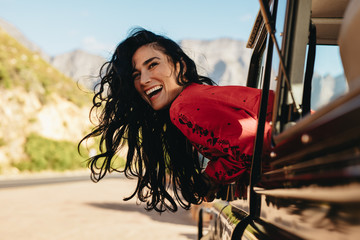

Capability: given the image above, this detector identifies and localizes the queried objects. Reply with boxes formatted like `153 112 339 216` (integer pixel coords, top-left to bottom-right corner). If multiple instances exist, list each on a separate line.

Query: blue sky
0 0 260 58
0 0 343 76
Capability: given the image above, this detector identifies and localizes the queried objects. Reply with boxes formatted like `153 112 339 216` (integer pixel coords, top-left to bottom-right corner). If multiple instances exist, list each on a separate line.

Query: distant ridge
50 50 105 90
49 39 252 90
0 18 49 62
180 38 251 86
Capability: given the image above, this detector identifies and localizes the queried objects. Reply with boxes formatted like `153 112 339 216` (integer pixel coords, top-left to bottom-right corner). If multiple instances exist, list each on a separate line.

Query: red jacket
170 83 274 184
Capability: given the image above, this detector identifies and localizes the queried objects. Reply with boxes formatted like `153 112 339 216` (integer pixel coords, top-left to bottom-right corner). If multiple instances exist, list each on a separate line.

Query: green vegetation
12 134 126 173
0 63 11 88
13 134 88 172
0 27 91 107
0 137 5 147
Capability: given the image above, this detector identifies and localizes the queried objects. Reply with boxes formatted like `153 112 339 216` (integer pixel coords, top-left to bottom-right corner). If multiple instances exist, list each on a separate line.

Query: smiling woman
79 28 274 212
132 45 184 110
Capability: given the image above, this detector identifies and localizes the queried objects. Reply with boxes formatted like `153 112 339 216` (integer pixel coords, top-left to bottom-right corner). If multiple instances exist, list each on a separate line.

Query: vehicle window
292 45 348 111
276 44 348 132
270 0 349 136
310 45 348 110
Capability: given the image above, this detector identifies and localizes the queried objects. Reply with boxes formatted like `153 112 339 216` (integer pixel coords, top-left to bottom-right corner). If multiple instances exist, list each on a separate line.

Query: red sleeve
169 87 264 184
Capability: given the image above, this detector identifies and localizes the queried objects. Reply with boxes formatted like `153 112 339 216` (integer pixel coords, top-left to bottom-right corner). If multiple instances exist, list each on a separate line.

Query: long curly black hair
80 28 214 212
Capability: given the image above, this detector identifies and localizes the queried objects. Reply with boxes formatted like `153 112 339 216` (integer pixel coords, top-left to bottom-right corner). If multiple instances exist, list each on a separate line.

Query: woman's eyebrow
133 56 160 72
143 56 160 66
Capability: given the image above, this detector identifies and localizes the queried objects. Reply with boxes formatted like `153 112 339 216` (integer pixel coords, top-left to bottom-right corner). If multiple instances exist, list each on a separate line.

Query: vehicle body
199 0 360 239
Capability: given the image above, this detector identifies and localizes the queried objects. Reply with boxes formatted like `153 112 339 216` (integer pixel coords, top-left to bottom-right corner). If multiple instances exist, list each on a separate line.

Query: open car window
310 45 348 110
266 0 350 139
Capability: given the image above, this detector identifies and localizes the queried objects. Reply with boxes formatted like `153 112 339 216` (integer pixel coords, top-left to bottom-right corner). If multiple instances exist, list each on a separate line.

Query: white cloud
81 36 114 56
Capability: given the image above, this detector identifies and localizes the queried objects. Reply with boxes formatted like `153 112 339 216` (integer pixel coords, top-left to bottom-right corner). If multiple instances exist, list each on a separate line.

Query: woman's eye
149 62 158 69
132 72 140 80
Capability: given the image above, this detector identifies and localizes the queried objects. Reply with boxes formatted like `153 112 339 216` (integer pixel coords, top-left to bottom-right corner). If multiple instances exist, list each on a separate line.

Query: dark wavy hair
79 28 214 212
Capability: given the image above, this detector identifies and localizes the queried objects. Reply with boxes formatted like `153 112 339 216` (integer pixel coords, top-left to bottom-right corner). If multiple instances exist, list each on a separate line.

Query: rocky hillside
0 26 93 173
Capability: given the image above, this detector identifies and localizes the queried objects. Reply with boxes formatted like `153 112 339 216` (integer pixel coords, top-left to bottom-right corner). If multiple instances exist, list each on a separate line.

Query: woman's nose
140 71 151 85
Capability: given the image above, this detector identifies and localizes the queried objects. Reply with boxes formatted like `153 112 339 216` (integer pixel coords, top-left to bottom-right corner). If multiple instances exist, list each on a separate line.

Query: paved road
0 174 198 240
0 174 94 188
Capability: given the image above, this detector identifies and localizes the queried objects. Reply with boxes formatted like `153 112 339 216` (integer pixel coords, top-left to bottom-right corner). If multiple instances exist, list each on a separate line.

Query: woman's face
132 44 184 111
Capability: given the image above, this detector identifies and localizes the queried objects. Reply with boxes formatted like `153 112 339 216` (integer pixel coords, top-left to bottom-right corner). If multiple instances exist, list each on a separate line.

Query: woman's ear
181 58 187 75
175 59 187 79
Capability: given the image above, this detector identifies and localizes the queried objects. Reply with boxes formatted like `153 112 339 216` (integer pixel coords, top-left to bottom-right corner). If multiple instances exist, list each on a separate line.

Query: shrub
14 133 88 172
0 64 12 89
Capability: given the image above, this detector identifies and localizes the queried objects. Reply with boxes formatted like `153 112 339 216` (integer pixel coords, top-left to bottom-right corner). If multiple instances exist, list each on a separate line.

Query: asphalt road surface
0 173 198 240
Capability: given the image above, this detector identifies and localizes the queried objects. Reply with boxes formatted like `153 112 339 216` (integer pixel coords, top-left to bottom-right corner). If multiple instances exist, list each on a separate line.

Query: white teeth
145 86 162 96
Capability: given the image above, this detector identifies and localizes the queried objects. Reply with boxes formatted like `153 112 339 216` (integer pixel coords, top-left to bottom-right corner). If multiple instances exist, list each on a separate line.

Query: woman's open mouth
146 86 163 99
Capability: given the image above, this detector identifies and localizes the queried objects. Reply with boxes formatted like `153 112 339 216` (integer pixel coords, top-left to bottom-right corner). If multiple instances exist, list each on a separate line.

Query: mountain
50 50 105 90
311 73 348 109
50 38 252 90
180 38 251 85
